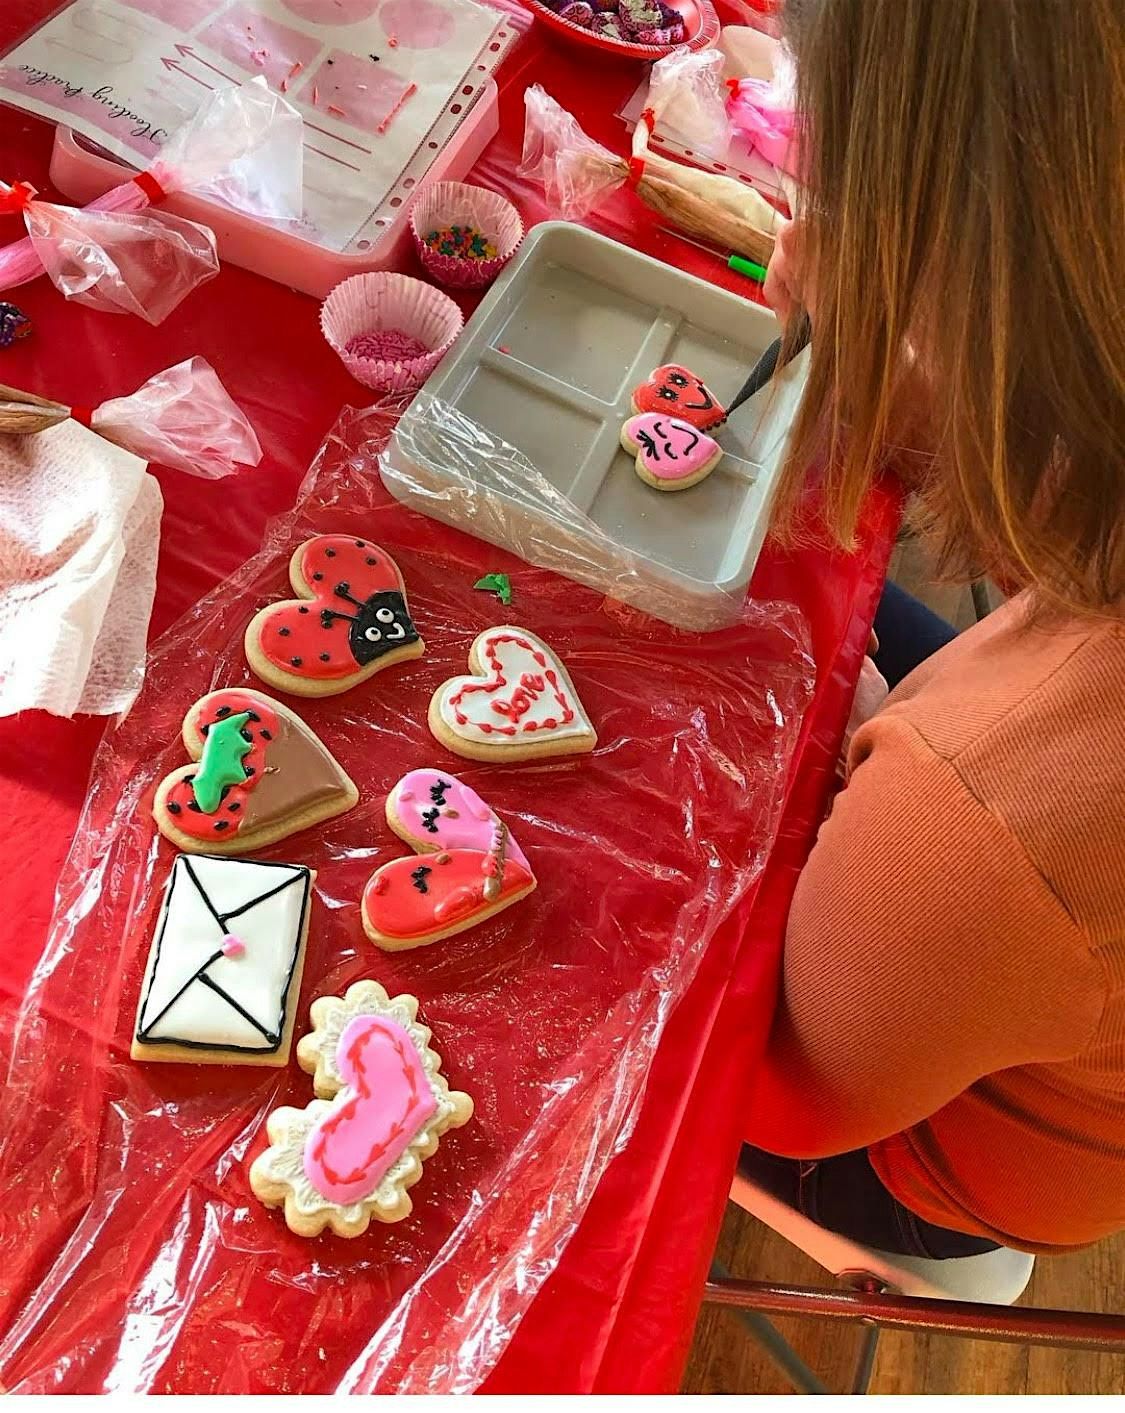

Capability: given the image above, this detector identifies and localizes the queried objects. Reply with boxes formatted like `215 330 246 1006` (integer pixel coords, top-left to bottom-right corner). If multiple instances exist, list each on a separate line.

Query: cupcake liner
321 272 463 393
410 182 524 291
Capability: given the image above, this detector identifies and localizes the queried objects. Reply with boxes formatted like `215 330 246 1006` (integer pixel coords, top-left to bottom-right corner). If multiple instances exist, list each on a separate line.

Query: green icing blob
191 711 253 813
474 572 513 607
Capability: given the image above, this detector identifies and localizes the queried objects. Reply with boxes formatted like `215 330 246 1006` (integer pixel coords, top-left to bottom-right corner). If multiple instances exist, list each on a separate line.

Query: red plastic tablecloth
0 0 898 1392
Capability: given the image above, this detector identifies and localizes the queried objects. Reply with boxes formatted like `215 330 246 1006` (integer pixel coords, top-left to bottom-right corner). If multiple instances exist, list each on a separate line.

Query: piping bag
0 359 261 718
520 67 780 265
0 78 303 323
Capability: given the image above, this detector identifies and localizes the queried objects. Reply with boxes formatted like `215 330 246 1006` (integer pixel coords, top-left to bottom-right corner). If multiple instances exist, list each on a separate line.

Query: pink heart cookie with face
386 769 530 870
620 413 723 491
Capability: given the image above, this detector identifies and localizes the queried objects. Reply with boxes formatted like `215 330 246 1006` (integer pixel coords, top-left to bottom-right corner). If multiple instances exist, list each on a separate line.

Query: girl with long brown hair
743 0 1125 1255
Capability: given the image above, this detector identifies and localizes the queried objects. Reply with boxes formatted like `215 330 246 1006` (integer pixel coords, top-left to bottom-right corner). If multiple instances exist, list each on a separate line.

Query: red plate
519 0 720 61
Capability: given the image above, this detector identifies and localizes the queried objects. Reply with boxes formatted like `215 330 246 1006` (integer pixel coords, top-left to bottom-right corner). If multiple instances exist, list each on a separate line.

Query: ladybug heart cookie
428 626 597 763
620 413 723 491
631 364 725 431
153 688 358 854
363 768 536 950
245 534 424 697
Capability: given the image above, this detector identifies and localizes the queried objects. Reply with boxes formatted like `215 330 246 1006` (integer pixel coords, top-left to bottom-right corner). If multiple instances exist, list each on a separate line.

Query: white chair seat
730 1171 1035 1305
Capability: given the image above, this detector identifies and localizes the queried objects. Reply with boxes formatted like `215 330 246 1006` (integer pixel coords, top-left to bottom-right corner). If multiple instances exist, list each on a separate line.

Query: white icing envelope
135 855 311 1055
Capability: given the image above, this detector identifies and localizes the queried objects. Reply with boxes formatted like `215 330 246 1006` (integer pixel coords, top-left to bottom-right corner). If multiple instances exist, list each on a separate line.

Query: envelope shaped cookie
132 854 314 1067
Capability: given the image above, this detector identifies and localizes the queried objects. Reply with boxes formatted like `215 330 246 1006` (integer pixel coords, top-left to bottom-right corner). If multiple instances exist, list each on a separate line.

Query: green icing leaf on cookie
474 572 513 607
191 711 252 813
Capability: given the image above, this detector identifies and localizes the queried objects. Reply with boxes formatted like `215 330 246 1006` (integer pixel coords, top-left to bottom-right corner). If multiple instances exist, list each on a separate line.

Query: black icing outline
135 854 311 1055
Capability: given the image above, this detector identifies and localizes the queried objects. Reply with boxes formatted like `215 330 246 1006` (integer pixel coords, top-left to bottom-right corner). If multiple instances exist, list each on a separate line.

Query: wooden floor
683 535 1125 1394
682 1204 1125 1394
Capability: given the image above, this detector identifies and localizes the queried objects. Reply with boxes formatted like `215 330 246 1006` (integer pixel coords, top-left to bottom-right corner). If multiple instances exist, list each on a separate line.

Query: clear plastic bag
91 357 263 480
518 83 627 220
645 47 732 158
0 79 302 319
24 200 219 323
0 405 813 1393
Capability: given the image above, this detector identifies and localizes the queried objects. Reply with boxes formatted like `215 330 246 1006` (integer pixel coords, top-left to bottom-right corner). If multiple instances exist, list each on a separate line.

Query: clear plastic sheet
385 393 748 630
0 79 303 318
0 404 813 1394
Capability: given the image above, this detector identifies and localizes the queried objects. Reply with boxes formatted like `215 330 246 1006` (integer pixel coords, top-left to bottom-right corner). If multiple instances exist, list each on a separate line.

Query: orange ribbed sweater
747 594 1125 1252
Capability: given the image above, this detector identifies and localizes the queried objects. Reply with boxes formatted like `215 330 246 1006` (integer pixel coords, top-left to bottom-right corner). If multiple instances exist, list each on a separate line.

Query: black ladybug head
347 589 419 665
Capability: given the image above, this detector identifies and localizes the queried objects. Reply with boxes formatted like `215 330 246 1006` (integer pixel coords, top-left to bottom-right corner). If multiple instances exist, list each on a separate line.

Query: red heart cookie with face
244 534 425 698
362 847 536 951
153 688 358 854
631 364 725 431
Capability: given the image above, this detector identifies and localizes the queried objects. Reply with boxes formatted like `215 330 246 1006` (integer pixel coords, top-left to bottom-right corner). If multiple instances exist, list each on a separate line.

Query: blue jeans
742 582 997 1259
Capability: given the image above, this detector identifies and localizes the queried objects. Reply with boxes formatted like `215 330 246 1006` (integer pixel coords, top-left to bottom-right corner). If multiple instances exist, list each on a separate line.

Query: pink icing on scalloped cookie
620 413 722 485
303 1014 437 1205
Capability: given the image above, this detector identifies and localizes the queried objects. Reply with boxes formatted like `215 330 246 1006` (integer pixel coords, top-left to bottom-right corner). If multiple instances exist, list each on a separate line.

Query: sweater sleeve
745 715 1105 1158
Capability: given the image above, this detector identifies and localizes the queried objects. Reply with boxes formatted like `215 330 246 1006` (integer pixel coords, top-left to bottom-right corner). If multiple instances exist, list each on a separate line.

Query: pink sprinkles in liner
345 329 429 363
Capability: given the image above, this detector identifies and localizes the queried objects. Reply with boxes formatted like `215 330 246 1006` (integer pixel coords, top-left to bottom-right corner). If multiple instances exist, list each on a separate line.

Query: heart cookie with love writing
153 688 358 854
428 625 597 763
620 412 723 491
363 768 536 950
630 363 726 431
244 534 424 698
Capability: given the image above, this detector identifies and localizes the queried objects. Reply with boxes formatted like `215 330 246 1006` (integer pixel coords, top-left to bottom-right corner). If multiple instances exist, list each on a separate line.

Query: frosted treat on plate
427 626 597 763
249 981 473 1237
630 363 726 431
620 412 723 491
152 688 358 854
132 854 314 1067
244 534 423 698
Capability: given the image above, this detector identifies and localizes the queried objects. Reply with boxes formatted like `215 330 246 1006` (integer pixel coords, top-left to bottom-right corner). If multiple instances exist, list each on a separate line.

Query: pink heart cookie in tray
620 413 723 491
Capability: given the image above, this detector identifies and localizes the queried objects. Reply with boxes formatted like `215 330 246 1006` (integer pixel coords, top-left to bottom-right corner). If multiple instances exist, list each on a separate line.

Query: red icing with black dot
363 849 534 940
163 690 280 840
252 535 414 681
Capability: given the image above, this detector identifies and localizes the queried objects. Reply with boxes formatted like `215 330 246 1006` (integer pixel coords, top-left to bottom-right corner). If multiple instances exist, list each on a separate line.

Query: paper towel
0 421 162 718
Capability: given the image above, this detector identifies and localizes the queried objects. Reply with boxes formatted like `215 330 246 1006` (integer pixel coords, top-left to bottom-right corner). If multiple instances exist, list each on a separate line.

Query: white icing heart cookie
427 626 597 763
620 413 723 491
249 981 472 1238
361 769 537 951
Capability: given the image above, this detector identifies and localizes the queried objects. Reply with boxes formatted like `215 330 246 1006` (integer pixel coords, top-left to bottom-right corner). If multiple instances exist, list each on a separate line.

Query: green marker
728 254 768 283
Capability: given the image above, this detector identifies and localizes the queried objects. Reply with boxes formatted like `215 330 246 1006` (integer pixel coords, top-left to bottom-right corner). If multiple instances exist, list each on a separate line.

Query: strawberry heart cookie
153 688 358 854
250 980 472 1237
244 534 424 697
428 626 597 763
363 768 536 951
620 413 723 491
631 364 725 431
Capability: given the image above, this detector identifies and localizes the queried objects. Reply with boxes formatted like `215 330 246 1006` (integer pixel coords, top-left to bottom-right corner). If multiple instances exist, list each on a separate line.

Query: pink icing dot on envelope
221 934 246 957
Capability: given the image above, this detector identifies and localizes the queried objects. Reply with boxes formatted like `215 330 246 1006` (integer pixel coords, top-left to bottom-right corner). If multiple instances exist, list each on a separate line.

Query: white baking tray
383 221 808 630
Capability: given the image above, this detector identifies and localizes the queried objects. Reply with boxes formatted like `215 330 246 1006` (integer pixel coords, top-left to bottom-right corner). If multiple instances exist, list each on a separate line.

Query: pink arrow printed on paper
160 57 213 90
174 43 244 86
